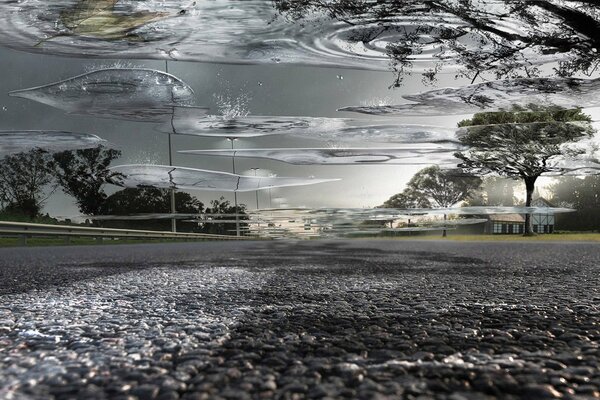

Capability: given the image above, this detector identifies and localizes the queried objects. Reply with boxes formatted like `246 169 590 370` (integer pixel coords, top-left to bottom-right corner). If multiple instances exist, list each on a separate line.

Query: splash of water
9 68 202 122
213 91 251 120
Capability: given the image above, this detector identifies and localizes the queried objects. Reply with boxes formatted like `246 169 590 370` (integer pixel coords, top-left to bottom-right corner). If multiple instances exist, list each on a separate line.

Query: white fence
0 221 254 245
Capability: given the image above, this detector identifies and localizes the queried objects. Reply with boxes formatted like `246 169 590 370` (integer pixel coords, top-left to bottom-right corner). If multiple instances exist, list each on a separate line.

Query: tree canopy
0 149 54 219
405 165 482 208
52 146 123 216
455 107 594 179
381 189 431 209
99 187 204 232
455 106 596 234
202 197 248 236
274 1 600 85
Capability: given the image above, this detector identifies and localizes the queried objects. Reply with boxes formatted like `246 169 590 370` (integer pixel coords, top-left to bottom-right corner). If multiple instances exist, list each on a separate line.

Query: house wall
485 214 555 234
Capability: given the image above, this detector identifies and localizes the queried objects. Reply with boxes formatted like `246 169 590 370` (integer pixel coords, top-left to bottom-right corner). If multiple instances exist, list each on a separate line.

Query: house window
493 222 502 234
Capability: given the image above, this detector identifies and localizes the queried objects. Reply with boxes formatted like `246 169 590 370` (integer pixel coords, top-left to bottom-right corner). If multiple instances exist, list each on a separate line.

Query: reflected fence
0 221 256 246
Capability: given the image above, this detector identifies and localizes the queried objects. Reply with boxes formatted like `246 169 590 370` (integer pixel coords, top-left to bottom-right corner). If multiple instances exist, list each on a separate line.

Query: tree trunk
523 176 538 236
442 213 447 237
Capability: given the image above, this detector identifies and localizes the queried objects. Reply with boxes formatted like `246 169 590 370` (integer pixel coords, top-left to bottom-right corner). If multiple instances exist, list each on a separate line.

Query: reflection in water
0 131 108 157
9 68 203 121
57 0 170 42
178 146 460 165
163 108 458 143
339 77 600 116
110 164 340 192
240 207 575 238
0 0 569 73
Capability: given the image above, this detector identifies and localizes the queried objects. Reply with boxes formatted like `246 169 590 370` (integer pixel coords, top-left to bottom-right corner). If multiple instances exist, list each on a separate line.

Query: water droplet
336 75 344 80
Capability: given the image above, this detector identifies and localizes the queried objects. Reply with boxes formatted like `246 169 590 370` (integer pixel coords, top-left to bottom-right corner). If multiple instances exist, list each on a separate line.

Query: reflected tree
202 196 248 236
51 146 123 216
406 166 482 209
381 188 431 209
0 149 54 219
407 165 481 236
382 166 481 235
99 187 204 231
455 106 596 235
274 1 600 85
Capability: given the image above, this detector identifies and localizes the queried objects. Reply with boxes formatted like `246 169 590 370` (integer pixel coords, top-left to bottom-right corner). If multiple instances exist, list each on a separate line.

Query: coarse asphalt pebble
1 240 600 399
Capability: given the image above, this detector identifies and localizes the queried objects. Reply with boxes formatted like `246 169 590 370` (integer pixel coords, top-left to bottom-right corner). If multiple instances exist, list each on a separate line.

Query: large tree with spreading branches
455 106 596 235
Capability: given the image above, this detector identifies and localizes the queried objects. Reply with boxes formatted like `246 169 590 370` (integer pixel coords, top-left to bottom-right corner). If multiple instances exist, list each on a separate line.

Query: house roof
531 197 555 207
488 214 525 222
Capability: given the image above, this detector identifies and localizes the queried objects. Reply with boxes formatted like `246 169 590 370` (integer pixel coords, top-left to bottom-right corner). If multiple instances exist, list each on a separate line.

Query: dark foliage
201 196 249 236
51 146 123 216
0 149 54 219
549 176 600 231
99 187 204 232
273 0 600 85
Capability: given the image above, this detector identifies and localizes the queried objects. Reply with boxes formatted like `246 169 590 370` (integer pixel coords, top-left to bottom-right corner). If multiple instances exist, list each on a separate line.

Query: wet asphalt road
1 239 600 399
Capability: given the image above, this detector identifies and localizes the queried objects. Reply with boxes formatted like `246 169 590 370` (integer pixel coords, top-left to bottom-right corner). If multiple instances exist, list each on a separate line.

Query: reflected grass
0 237 210 247
387 233 600 242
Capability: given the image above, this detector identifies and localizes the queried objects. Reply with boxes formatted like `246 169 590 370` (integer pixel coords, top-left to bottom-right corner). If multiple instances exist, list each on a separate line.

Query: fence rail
0 221 253 245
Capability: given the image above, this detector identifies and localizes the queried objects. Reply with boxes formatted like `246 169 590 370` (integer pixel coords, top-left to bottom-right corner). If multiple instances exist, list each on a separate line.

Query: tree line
0 147 247 235
2 106 598 235
381 106 599 234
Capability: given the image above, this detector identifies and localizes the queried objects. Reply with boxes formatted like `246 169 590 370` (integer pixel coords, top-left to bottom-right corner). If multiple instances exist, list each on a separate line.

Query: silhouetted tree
381 166 480 236
51 146 123 216
99 187 204 232
274 1 600 85
406 166 482 209
381 188 431 209
455 107 596 235
406 166 482 236
202 196 248 236
0 149 54 219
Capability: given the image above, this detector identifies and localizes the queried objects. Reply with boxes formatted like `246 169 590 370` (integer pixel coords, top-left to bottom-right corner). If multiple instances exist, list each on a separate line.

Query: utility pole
250 168 260 209
251 168 260 236
227 137 240 236
166 60 176 232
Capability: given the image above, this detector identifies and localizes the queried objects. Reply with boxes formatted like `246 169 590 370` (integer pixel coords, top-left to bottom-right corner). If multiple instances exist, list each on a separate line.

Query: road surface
1 240 599 399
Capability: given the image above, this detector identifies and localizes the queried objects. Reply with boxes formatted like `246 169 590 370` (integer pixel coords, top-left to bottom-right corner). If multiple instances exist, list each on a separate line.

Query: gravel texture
1 240 600 399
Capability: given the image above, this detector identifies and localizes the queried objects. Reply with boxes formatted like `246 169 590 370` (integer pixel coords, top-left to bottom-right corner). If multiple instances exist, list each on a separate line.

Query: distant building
483 198 555 234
